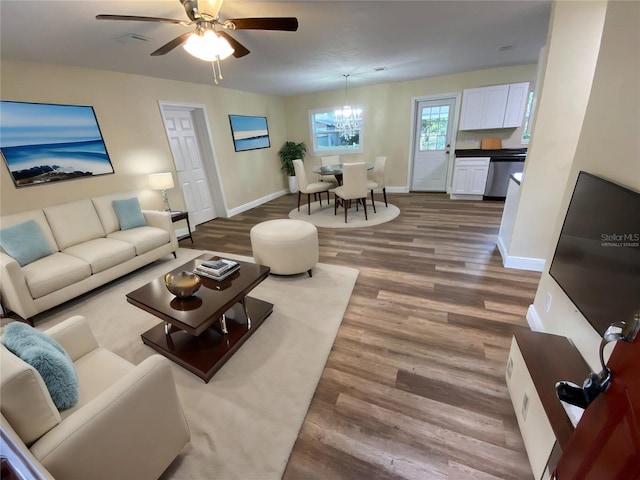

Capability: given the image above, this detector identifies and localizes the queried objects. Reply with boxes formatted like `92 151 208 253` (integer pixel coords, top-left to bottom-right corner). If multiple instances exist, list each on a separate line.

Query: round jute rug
288 200 400 228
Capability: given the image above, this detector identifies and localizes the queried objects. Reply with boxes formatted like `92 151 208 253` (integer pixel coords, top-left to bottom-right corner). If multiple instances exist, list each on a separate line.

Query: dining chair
293 159 333 215
333 162 368 223
318 155 341 184
366 156 388 213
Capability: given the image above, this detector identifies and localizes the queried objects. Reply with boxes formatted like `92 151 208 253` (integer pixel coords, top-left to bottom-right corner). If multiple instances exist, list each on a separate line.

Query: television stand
505 330 590 480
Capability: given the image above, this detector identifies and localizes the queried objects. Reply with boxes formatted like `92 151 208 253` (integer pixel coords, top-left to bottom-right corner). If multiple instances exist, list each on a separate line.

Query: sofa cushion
2 323 79 410
43 200 105 250
0 220 54 266
63 238 135 274
91 191 138 235
60 348 134 420
22 253 91 299
0 209 59 253
107 226 170 255
0 344 61 445
112 197 147 230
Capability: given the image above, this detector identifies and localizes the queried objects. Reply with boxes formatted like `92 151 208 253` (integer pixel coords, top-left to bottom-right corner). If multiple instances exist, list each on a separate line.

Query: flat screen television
549 171 640 336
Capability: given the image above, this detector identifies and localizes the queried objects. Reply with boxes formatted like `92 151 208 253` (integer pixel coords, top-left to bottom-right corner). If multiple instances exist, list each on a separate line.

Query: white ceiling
0 0 552 96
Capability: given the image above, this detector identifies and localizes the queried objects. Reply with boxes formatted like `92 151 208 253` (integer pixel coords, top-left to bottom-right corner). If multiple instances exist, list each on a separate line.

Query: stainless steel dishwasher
483 155 525 200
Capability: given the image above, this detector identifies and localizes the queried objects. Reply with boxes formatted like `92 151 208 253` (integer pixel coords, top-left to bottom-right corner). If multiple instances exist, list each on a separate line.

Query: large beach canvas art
0 101 115 187
229 115 271 152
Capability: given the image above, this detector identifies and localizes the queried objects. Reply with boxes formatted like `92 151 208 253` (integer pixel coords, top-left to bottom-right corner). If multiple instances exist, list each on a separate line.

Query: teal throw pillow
0 220 54 267
112 197 147 230
2 322 79 410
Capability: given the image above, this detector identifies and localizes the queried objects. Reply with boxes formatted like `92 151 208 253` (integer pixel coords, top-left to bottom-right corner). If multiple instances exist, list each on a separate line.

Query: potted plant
278 141 307 193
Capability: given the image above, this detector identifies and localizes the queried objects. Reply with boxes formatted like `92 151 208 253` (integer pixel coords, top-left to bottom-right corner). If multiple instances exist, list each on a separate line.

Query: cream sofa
0 192 178 323
1 315 190 479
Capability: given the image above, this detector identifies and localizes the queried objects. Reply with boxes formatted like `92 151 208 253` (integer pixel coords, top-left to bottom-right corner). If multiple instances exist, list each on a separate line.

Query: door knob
556 315 640 408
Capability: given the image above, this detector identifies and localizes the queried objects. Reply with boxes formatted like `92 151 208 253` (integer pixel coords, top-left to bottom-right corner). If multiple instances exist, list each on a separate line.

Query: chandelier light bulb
334 74 362 141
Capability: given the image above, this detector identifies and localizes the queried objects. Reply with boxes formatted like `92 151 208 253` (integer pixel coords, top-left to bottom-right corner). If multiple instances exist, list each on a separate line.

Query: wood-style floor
186 192 540 480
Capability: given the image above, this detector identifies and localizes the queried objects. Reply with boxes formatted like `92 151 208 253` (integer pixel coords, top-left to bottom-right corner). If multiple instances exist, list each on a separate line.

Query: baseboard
497 234 509 263
225 185 504 218
450 194 483 200
226 189 290 217
224 187 415 218
503 255 545 272
175 226 190 238
386 186 410 193
497 236 546 272
526 304 546 332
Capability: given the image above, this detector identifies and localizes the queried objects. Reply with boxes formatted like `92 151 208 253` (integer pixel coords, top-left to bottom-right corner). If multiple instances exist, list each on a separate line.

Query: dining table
312 163 374 185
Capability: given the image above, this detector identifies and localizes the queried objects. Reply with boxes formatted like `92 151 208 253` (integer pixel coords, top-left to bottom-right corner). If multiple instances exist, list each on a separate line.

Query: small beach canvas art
229 115 270 152
0 101 115 187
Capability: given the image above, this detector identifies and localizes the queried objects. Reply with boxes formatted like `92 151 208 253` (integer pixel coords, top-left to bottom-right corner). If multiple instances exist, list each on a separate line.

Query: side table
506 330 590 479
170 210 193 243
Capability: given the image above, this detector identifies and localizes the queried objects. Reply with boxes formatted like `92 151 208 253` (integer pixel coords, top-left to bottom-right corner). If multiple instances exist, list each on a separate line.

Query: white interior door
161 106 216 226
411 97 457 191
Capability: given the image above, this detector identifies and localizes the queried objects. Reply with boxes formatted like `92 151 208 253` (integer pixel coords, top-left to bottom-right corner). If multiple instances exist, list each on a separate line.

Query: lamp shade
148 172 174 190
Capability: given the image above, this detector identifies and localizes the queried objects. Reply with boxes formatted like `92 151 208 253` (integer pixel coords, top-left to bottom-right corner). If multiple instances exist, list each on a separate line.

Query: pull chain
216 56 223 80
211 58 223 85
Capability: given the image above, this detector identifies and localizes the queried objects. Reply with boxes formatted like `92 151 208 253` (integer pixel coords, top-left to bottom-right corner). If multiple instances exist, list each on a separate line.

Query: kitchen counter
454 148 527 158
510 172 523 185
498 172 523 266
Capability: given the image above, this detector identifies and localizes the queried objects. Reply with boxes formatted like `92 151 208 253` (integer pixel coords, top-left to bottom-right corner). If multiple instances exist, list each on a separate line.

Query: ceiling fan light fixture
183 29 234 61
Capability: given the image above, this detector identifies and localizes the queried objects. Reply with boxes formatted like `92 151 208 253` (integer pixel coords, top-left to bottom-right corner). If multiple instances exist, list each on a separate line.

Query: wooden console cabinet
505 330 590 479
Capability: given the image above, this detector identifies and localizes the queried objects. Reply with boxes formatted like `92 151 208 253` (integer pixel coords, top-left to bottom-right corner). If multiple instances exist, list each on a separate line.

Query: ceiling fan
96 0 298 67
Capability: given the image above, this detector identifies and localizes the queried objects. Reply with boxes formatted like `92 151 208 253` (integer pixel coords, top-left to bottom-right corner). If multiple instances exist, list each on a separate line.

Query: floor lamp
148 172 174 212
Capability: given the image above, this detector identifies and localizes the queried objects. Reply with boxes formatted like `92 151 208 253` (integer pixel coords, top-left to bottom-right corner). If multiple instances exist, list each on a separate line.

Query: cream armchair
0 315 190 480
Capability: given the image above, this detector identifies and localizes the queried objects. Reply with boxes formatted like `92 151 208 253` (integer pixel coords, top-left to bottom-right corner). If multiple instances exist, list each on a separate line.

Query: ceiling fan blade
217 31 250 58
96 14 189 26
224 17 298 31
150 32 193 56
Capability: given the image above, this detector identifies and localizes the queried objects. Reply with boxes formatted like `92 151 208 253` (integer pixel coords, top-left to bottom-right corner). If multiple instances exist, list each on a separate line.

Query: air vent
497 45 514 52
373 66 388 72
116 34 151 45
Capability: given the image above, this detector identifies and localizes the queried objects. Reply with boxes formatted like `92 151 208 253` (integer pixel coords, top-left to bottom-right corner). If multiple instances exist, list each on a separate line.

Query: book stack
194 258 240 281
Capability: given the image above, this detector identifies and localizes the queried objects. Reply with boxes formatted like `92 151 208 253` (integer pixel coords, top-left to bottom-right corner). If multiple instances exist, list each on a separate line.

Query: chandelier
334 74 362 141
183 25 235 84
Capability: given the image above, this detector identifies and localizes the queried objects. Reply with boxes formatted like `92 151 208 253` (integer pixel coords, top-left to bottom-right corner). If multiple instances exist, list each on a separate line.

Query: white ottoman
250 219 318 277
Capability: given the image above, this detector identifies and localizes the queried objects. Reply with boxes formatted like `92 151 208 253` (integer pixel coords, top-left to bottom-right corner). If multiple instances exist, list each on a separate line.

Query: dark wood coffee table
126 254 272 382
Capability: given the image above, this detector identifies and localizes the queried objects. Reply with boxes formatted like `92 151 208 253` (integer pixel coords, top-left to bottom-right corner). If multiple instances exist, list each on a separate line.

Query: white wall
0 61 288 216
530 0 640 370
505 1 607 264
1 61 536 216
283 65 536 189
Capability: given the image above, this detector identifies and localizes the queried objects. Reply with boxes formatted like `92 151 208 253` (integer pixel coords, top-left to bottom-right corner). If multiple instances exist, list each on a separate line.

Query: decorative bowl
164 271 201 298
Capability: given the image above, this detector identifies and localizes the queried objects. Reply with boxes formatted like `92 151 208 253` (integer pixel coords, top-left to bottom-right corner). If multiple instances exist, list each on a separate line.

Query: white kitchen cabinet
450 157 490 199
503 82 531 127
459 82 530 130
459 85 509 130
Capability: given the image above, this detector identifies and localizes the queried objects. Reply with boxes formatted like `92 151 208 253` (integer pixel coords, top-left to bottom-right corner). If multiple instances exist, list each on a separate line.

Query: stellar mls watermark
601 232 640 247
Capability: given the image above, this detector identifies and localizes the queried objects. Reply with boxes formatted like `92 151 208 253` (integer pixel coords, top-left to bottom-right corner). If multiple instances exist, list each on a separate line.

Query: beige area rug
30 248 359 480
289 200 400 228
